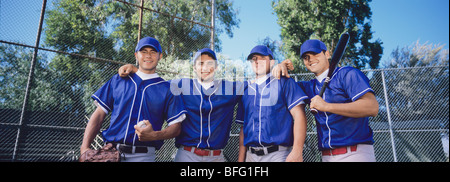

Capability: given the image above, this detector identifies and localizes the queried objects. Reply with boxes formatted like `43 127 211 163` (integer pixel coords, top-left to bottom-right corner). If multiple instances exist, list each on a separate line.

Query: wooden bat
311 32 350 115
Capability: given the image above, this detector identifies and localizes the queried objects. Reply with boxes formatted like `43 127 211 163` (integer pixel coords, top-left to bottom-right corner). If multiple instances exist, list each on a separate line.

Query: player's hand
80 147 91 156
119 64 138 77
283 59 294 71
134 120 157 141
310 95 329 112
272 59 292 79
285 150 303 162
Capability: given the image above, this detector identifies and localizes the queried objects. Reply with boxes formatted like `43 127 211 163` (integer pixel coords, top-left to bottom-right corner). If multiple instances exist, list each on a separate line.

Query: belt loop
350 145 357 152
132 146 136 154
209 150 213 157
185 146 194 152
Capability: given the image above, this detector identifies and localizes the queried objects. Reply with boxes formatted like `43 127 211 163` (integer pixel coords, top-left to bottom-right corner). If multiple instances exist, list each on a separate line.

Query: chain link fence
1 0 449 162
294 67 449 162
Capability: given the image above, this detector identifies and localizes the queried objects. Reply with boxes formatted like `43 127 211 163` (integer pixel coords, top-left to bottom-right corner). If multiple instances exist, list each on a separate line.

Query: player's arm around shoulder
272 59 294 79
286 104 307 162
118 64 138 77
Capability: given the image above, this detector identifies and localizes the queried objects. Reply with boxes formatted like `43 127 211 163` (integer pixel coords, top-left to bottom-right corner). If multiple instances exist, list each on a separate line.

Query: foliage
109 0 239 62
383 40 449 68
1 0 239 117
272 0 383 73
0 44 74 112
257 36 284 62
381 41 449 122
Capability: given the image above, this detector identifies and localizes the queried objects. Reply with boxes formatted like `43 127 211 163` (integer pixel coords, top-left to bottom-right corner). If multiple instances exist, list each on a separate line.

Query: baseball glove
79 143 121 162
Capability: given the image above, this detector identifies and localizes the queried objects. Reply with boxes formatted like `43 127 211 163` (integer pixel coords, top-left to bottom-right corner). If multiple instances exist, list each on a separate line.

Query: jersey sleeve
235 98 245 125
91 76 116 114
283 78 309 110
164 89 187 126
342 68 375 101
297 81 311 105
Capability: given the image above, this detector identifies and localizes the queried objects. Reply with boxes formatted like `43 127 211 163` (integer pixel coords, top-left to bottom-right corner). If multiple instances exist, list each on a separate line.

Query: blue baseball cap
300 39 327 58
193 48 217 62
247 45 274 60
135 37 162 53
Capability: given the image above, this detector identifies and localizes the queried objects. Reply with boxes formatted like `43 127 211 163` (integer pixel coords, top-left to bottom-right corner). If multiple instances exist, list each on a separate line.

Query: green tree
109 0 239 63
258 36 284 62
0 44 74 112
41 0 240 116
384 40 449 68
272 0 383 73
44 0 118 117
381 42 449 162
2 0 241 116
383 41 449 121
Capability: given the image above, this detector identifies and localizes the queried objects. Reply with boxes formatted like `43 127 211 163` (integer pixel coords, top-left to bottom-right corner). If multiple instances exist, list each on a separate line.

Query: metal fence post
210 0 215 51
12 0 47 161
381 70 398 162
137 0 144 65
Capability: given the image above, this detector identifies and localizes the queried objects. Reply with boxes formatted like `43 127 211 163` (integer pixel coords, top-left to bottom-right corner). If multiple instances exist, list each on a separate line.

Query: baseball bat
311 32 350 115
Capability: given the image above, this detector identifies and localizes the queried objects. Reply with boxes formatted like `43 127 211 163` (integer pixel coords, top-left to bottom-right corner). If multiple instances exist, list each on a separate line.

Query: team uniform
172 78 244 162
238 73 308 162
298 67 376 162
92 71 186 162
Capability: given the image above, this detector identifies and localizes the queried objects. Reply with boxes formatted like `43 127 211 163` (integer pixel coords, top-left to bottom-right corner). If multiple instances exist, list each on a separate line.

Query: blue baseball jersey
171 78 244 150
91 73 186 149
239 74 308 147
298 67 375 151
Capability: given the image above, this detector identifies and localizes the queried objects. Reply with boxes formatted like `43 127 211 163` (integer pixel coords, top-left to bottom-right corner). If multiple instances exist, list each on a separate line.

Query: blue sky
1 0 449 68
0 0 44 45
219 0 450 65
371 0 449 61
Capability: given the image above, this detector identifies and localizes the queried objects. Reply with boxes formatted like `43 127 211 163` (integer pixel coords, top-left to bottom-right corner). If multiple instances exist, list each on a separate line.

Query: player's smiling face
194 54 217 83
250 54 274 78
135 47 161 74
302 51 331 76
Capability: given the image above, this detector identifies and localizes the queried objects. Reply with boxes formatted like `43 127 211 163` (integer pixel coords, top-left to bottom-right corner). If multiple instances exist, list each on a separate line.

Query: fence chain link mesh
1 0 449 162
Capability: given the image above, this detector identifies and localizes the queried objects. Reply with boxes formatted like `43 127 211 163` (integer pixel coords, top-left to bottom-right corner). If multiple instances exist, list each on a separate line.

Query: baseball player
293 39 379 162
238 45 308 162
118 48 294 162
172 48 245 162
80 37 187 162
119 48 243 162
